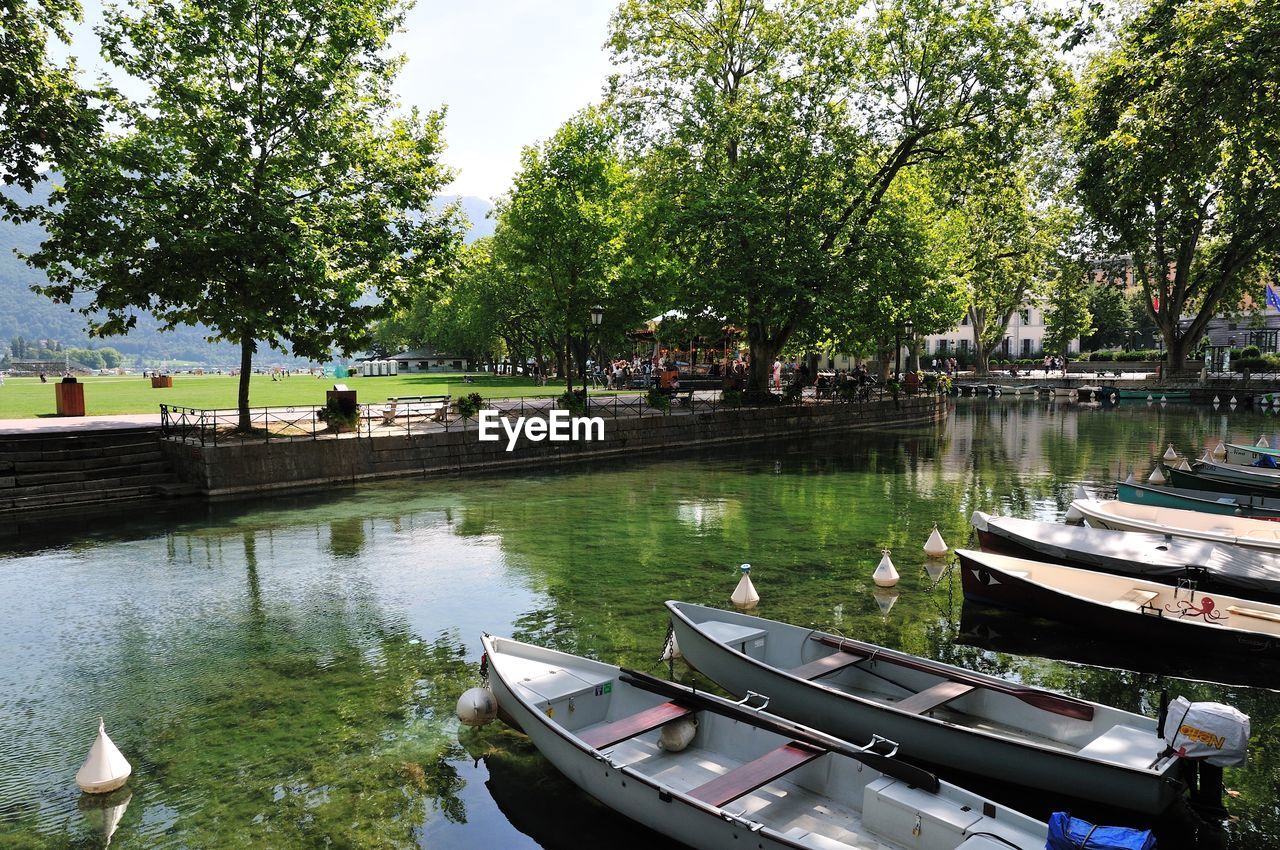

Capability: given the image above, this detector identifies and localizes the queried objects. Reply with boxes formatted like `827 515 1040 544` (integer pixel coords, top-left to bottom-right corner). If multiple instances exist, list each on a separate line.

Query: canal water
1 399 1276 849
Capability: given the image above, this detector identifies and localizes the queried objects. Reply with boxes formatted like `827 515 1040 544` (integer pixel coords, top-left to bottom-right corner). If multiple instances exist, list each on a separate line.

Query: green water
1 399 1277 849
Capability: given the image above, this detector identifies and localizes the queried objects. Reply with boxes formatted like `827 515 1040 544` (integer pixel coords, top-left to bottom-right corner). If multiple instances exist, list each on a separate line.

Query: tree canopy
28 0 461 427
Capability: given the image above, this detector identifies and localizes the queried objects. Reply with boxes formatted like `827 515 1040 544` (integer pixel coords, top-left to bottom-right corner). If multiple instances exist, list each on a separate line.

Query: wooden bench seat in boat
892 680 975 715
687 741 825 807
788 651 866 680
579 701 694 750
1227 605 1280 624
1110 588 1160 612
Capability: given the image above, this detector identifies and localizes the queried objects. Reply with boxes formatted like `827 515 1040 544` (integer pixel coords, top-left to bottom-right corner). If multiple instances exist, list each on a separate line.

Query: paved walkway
0 413 163 435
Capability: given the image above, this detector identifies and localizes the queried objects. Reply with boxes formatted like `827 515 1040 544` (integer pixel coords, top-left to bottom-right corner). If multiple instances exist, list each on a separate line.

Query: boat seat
1227 605 1280 624
1076 724 1161 769
579 701 694 750
788 651 865 680
687 741 824 807
892 680 975 715
1110 588 1160 612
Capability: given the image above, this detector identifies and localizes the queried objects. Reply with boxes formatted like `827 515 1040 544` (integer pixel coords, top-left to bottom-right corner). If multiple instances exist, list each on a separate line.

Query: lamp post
586 304 603 408
904 319 915 373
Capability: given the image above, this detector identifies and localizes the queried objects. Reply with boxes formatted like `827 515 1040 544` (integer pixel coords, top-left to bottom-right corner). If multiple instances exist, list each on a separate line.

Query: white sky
53 1 619 201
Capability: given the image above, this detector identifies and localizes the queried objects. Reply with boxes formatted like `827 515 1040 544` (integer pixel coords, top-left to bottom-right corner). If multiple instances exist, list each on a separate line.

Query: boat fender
657 716 698 752
1162 697 1250 767
455 687 498 727
731 564 760 609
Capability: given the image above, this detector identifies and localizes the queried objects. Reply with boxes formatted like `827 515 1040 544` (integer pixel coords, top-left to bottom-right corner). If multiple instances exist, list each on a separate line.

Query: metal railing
160 385 926 446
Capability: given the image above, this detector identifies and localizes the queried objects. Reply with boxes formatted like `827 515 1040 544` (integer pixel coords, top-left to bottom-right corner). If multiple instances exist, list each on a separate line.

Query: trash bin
55 378 85 416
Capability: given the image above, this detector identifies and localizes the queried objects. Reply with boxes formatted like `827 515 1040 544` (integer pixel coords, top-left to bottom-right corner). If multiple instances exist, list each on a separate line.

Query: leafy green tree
1076 0 1280 373
0 0 93 214
28 0 460 429
1041 261 1093 363
492 109 638 391
610 0 1062 394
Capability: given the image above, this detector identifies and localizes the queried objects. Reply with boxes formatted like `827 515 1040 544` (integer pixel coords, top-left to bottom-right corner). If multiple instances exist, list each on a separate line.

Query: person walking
772 358 782 391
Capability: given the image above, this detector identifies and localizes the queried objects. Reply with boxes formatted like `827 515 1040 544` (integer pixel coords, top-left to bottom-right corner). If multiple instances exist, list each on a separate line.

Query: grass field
0 372 610 418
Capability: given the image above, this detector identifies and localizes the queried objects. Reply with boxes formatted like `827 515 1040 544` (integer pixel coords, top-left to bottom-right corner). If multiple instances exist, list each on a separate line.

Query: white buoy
1177 458 1192 471
75 719 132 795
1214 395 1221 405
657 716 698 752
1065 502 1084 523
455 687 498 727
923 525 948 558
1146 394 1153 402
1148 465 1167 485
872 587 899 617
1231 396 1238 405
731 563 760 608
872 549 900 587
1124 471 1136 484
1163 444 1178 461
1258 436 1270 448
1213 442 1227 461
1074 484 1089 500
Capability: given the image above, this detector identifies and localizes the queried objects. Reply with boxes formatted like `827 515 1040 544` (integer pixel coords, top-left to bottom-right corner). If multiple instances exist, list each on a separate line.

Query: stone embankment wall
161 396 946 498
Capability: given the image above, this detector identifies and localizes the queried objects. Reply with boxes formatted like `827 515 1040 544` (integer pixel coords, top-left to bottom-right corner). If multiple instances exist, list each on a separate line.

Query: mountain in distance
0 185 495 365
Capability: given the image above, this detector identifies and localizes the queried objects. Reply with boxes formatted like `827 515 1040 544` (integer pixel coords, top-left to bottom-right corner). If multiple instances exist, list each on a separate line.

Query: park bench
381 395 451 426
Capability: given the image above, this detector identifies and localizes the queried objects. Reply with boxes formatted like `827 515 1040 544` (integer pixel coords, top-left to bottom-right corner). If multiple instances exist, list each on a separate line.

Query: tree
1041 262 1093 362
0 0 94 215
1075 0 1280 373
610 0 1062 395
28 0 460 429
492 109 637 391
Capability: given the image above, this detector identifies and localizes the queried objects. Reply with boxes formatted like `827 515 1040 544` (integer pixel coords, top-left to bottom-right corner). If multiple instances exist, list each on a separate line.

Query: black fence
160 384 920 446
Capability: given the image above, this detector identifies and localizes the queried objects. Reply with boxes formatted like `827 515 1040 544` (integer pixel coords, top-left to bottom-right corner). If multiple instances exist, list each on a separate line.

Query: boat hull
958 551 1280 659
1168 466 1280 497
1117 480 1280 518
667 602 1181 815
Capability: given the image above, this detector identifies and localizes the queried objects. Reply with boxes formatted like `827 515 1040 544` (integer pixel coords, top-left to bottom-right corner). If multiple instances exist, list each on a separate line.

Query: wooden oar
618 668 941 793
812 634 1094 721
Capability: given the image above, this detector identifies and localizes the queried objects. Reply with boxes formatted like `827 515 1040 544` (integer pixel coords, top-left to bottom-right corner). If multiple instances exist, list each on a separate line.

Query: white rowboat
483 633 1048 850
1071 498 1280 554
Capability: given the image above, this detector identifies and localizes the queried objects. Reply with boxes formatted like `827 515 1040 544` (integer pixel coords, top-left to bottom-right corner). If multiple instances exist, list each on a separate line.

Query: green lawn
0 372 608 418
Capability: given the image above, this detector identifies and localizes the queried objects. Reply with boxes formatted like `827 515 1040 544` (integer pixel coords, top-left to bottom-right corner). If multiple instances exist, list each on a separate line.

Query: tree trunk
1164 331 1193 375
237 334 254 432
745 324 780 399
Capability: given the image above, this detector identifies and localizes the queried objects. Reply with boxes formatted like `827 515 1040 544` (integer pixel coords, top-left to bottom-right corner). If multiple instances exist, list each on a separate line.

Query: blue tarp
1046 813 1156 850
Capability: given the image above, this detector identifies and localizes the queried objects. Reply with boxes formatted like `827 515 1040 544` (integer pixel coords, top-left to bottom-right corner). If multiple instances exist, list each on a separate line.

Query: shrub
557 389 585 415
1088 350 1115 362
646 386 671 412
1234 357 1270 372
721 387 743 408
318 398 359 431
1242 344 1262 359
455 392 484 418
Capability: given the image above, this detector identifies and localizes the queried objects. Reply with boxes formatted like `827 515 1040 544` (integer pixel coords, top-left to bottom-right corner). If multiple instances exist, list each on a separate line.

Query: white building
922 305 1078 361
387 348 471 373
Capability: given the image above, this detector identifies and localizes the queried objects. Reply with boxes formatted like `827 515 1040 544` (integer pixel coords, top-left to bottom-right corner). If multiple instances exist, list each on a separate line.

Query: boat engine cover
1163 696 1250 766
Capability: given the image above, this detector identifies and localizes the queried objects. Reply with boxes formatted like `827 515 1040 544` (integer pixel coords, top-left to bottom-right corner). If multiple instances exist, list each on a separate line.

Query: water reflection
0 399 1277 848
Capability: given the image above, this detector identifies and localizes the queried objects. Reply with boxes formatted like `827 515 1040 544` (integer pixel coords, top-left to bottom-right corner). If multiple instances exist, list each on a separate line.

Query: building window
937 339 948 354
1228 321 1238 330
959 338 970 353
961 314 969 326
1020 309 1030 325
398 361 408 370
452 360 463 370
1022 338 1032 355
417 361 428 369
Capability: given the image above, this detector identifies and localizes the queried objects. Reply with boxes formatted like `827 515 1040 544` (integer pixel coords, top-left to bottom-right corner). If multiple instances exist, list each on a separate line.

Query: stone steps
0 427 193 519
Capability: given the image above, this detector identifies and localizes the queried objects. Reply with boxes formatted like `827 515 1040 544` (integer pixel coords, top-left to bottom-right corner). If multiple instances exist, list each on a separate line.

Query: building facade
387 348 471 373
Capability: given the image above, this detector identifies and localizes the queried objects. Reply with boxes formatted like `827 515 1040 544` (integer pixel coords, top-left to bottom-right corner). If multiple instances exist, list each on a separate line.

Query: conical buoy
1214 395 1221 405
1146 394 1153 402
1148 466 1167 485
1065 502 1083 523
76 719 132 795
872 550 899 587
1258 436 1270 448
1177 458 1192 471
731 564 760 608
1074 484 1089 500
661 633 682 661
1231 396 1238 405
872 587 899 617
455 688 498 726
1213 442 1227 461
1163 444 1178 461
1124 471 1136 484
923 525 948 559
1160 395 1168 404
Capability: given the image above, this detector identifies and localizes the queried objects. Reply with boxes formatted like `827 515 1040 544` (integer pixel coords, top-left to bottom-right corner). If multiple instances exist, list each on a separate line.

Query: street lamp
585 305 604 406
904 319 915 373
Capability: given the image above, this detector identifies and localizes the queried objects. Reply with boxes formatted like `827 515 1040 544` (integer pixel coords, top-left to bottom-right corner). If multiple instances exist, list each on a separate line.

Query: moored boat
1071 498 1280 553
482 633 1048 850
971 510 1280 601
958 548 1280 658
1116 388 1191 402
1168 465 1280 497
665 600 1184 814
1116 479 1280 518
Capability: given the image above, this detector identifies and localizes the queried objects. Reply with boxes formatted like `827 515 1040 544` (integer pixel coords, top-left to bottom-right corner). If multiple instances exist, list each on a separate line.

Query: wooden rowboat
1168 465 1280 497
666 601 1184 814
972 510 1280 601
958 548 1280 659
1071 498 1280 553
482 633 1048 850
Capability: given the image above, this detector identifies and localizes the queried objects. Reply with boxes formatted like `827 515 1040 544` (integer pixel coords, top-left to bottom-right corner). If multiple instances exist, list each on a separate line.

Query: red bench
788 650 865 680
688 742 825 807
579 701 694 750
